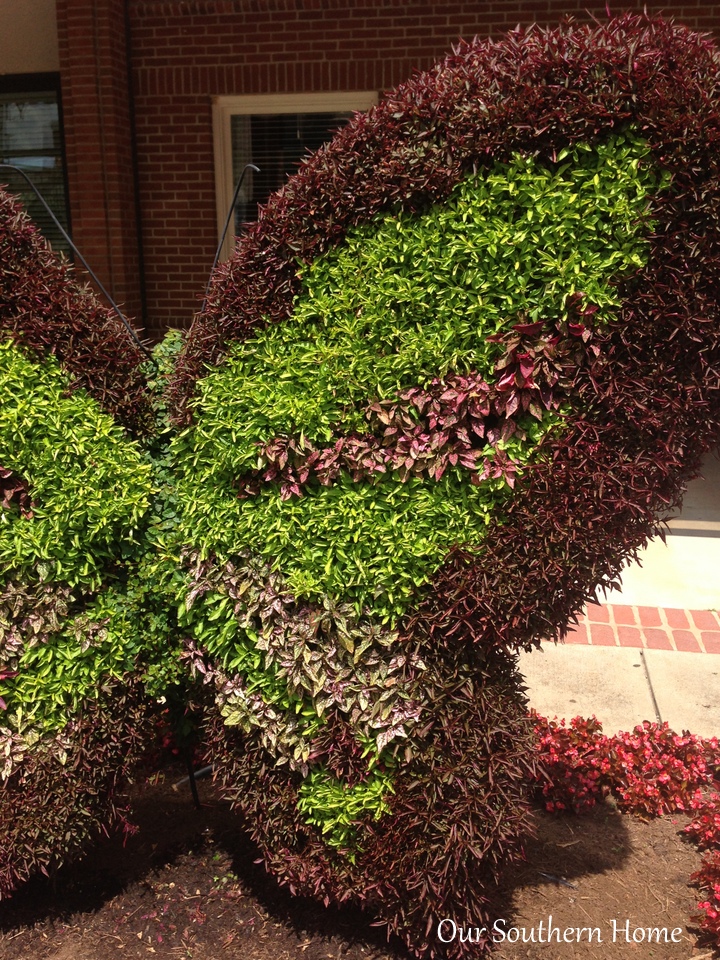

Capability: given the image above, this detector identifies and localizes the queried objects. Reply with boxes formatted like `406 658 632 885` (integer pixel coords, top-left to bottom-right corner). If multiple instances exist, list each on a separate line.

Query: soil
0 774 716 960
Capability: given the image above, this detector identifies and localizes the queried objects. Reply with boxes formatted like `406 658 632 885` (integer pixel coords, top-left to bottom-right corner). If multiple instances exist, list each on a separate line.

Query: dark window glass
230 112 352 235
0 75 70 256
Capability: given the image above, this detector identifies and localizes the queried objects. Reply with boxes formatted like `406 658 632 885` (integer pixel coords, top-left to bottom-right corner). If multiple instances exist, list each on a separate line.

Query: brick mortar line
606 604 620 647
656 606 705 653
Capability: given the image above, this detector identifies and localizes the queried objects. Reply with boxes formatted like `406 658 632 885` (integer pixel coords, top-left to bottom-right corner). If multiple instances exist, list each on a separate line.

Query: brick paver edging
564 604 720 653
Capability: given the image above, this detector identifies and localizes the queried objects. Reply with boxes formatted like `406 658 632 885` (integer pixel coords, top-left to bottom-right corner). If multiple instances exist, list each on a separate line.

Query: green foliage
4 591 139 734
296 766 395 854
181 582 311 717
178 462 529 624
141 328 187 439
172 133 658 626
181 132 659 466
0 186 151 434
0 340 153 588
167 132 666 855
0 561 183 739
0 331 188 753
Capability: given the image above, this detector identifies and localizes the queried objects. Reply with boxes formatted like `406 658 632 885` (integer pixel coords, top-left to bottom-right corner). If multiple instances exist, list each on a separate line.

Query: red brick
663 608 690 629
618 626 643 648
673 630 703 653
611 605 637 626
701 631 720 654
564 623 589 644
690 610 720 631
585 603 611 623
644 628 673 651
636 606 663 628
588 624 617 646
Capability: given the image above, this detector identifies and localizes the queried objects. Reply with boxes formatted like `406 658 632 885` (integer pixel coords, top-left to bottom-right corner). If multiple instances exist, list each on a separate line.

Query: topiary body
2 13 720 959
167 15 720 956
0 189 180 895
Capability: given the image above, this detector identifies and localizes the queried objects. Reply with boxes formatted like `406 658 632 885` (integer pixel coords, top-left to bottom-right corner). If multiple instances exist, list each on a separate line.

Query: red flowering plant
686 791 720 850
684 792 720 942
690 850 720 943
534 714 720 947
532 713 611 813
534 714 720 817
608 722 719 817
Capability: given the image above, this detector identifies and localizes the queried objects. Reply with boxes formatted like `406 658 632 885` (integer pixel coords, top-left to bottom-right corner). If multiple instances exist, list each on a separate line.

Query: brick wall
57 0 144 322
58 1 720 337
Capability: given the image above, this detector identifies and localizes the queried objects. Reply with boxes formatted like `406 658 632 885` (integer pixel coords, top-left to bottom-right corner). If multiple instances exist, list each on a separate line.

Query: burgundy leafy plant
0 188 151 433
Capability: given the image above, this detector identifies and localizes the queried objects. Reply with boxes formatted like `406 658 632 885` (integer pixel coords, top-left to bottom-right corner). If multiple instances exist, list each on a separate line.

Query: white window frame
212 91 378 261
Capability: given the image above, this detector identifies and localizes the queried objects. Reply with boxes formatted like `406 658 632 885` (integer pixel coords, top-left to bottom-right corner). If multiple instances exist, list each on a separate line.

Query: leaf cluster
0 681 159 898
166 13 720 958
179 133 655 464
0 332 188 899
0 188 151 434
171 137 658 624
0 340 153 589
180 552 424 771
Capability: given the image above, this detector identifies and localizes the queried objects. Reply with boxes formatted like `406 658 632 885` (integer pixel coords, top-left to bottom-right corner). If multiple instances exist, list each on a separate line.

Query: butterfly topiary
2 13 720 959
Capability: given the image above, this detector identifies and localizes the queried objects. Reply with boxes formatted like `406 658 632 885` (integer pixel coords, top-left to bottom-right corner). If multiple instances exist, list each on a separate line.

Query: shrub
0 188 151 434
535 716 720 948
0 681 157 895
0 339 153 589
533 714 720 817
691 851 720 946
166 12 720 958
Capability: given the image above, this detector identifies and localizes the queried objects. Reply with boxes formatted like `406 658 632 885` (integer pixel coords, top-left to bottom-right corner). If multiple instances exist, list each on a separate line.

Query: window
212 92 378 261
0 73 70 256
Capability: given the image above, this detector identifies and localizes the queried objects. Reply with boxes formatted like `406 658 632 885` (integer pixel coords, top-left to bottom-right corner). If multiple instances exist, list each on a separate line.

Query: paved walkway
566 603 720 653
519 604 720 739
525 458 720 736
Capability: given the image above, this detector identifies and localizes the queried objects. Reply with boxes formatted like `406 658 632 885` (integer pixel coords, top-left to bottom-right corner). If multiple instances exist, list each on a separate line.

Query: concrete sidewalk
519 642 720 738
522 460 720 736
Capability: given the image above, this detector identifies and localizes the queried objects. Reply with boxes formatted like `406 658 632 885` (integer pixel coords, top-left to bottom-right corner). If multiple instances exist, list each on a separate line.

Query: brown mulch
0 776 717 960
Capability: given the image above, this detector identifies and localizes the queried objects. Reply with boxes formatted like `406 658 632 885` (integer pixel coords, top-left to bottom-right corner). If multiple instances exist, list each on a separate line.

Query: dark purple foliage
0 188 151 434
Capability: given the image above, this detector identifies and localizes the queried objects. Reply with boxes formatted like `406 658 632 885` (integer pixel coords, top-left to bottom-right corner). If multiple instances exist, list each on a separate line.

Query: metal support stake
200 163 260 314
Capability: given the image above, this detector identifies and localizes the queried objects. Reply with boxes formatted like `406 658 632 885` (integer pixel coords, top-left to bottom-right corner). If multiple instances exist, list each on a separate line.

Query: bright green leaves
172 131 664 631
177 458 523 622
183 131 663 469
296 766 395 856
2 589 140 736
0 340 153 589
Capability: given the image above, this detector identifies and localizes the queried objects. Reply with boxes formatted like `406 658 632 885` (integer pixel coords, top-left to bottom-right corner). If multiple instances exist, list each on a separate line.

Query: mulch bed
0 775 716 960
